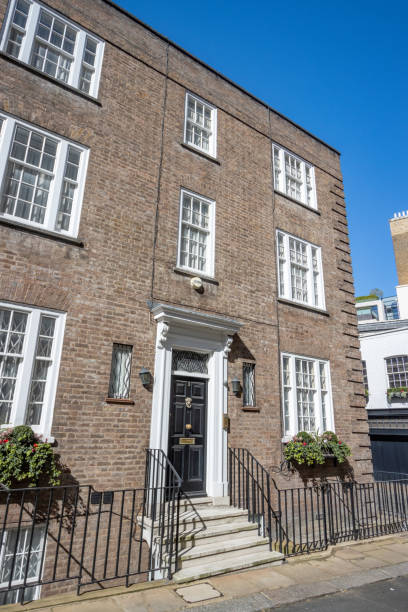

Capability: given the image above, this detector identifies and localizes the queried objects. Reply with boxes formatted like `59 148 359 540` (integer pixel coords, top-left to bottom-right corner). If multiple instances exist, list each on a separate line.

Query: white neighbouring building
358 212 408 478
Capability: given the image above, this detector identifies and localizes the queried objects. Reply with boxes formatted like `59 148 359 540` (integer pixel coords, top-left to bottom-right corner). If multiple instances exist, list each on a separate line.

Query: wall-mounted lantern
231 377 241 395
139 367 152 387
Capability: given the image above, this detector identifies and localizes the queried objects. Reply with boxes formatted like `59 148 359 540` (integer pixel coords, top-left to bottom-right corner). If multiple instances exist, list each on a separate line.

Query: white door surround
149 303 243 498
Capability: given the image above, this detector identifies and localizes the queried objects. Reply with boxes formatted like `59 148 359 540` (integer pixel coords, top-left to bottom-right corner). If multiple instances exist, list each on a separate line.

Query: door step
173 547 284 583
170 500 284 583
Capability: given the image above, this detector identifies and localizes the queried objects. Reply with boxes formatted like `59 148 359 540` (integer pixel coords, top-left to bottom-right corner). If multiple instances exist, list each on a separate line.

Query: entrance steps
161 497 284 583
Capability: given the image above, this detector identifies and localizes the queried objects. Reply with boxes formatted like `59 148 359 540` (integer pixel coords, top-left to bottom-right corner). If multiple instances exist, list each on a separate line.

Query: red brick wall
0 0 371 498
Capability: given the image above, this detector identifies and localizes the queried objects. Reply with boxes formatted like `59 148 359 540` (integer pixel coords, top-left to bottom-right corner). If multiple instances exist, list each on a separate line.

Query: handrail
228 447 284 552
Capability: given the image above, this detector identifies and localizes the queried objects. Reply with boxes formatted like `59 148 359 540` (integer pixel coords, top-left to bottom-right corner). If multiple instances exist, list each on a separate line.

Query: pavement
5 533 408 611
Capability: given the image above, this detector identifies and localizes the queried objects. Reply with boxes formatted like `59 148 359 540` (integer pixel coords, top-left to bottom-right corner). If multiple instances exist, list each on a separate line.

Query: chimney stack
390 211 408 319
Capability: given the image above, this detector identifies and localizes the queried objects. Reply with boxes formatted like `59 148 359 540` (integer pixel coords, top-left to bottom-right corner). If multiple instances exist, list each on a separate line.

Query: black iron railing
229 448 408 557
228 448 283 551
0 449 183 605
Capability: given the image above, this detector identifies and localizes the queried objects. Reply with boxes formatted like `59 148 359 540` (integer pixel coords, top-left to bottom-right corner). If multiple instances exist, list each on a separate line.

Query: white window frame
0 301 66 439
0 112 89 238
385 355 408 389
177 188 216 277
183 92 217 158
0 0 105 98
281 352 334 441
273 144 317 209
0 525 45 604
276 230 325 310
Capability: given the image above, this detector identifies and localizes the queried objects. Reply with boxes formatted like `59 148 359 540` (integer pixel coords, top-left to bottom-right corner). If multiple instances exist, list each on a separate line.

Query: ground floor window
281 352 333 438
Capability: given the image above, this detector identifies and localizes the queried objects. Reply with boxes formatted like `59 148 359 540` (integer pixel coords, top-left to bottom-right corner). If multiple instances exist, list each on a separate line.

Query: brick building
0 0 372 600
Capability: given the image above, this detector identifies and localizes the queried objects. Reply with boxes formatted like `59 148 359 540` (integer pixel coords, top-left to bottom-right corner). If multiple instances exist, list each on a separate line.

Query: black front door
168 376 207 495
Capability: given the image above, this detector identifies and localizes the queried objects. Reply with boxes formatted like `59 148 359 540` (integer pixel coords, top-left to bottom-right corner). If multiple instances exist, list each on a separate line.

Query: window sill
105 398 135 405
0 217 84 247
242 406 260 412
173 267 219 285
0 52 102 106
181 142 221 165
274 190 321 215
277 297 330 317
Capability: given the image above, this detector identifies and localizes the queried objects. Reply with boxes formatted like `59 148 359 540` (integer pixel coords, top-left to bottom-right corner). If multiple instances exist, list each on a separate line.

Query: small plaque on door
179 437 195 445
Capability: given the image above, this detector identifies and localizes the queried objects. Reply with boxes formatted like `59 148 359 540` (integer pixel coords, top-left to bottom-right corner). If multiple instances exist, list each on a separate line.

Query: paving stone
330 568 390 590
193 592 273 611
262 580 338 606
176 583 222 603
379 560 408 578
210 567 294 596
112 588 182 611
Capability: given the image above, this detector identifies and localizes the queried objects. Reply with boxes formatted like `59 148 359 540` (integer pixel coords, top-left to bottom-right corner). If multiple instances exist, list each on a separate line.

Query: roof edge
103 0 341 156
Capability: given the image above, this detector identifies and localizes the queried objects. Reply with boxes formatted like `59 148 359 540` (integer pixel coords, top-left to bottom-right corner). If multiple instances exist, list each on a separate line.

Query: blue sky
116 0 407 298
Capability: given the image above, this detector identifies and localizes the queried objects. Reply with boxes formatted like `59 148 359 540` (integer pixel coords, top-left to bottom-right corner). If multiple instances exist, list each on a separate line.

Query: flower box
284 431 351 468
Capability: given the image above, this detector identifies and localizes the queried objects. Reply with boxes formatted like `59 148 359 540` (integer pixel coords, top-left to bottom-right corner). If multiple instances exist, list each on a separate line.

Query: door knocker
185 397 192 408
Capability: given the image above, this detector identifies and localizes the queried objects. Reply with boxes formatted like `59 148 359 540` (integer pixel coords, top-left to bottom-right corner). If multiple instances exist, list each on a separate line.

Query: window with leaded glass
0 0 104 98
386 356 408 389
184 93 217 157
172 350 209 374
276 230 325 309
0 112 88 237
243 363 255 407
108 344 133 399
177 189 215 276
281 353 333 438
0 302 65 438
273 144 317 209
0 526 45 605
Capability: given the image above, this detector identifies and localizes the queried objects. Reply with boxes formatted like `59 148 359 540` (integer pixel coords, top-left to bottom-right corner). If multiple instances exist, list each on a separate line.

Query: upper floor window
282 353 333 438
356 305 379 323
273 145 317 209
177 189 215 277
277 230 325 309
0 301 65 438
0 0 104 97
386 356 408 388
0 112 89 237
184 93 217 158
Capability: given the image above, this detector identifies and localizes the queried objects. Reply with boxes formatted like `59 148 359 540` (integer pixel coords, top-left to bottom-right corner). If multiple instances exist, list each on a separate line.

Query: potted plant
284 431 351 467
0 425 61 489
387 387 408 401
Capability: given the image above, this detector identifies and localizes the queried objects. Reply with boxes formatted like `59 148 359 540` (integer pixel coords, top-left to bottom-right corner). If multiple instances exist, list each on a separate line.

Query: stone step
145 505 248 532
173 548 284 583
175 519 260 546
177 534 271 569
165 496 212 512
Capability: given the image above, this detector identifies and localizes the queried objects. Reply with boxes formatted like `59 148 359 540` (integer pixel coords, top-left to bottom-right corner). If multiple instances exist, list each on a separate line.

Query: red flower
303 442 307 446
338 441 342 444
4 439 9 443
33 443 38 448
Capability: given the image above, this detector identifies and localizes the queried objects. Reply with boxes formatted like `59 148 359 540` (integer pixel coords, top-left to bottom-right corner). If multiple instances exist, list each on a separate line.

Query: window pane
26 315 56 425
0 309 27 424
108 344 132 399
243 362 255 406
